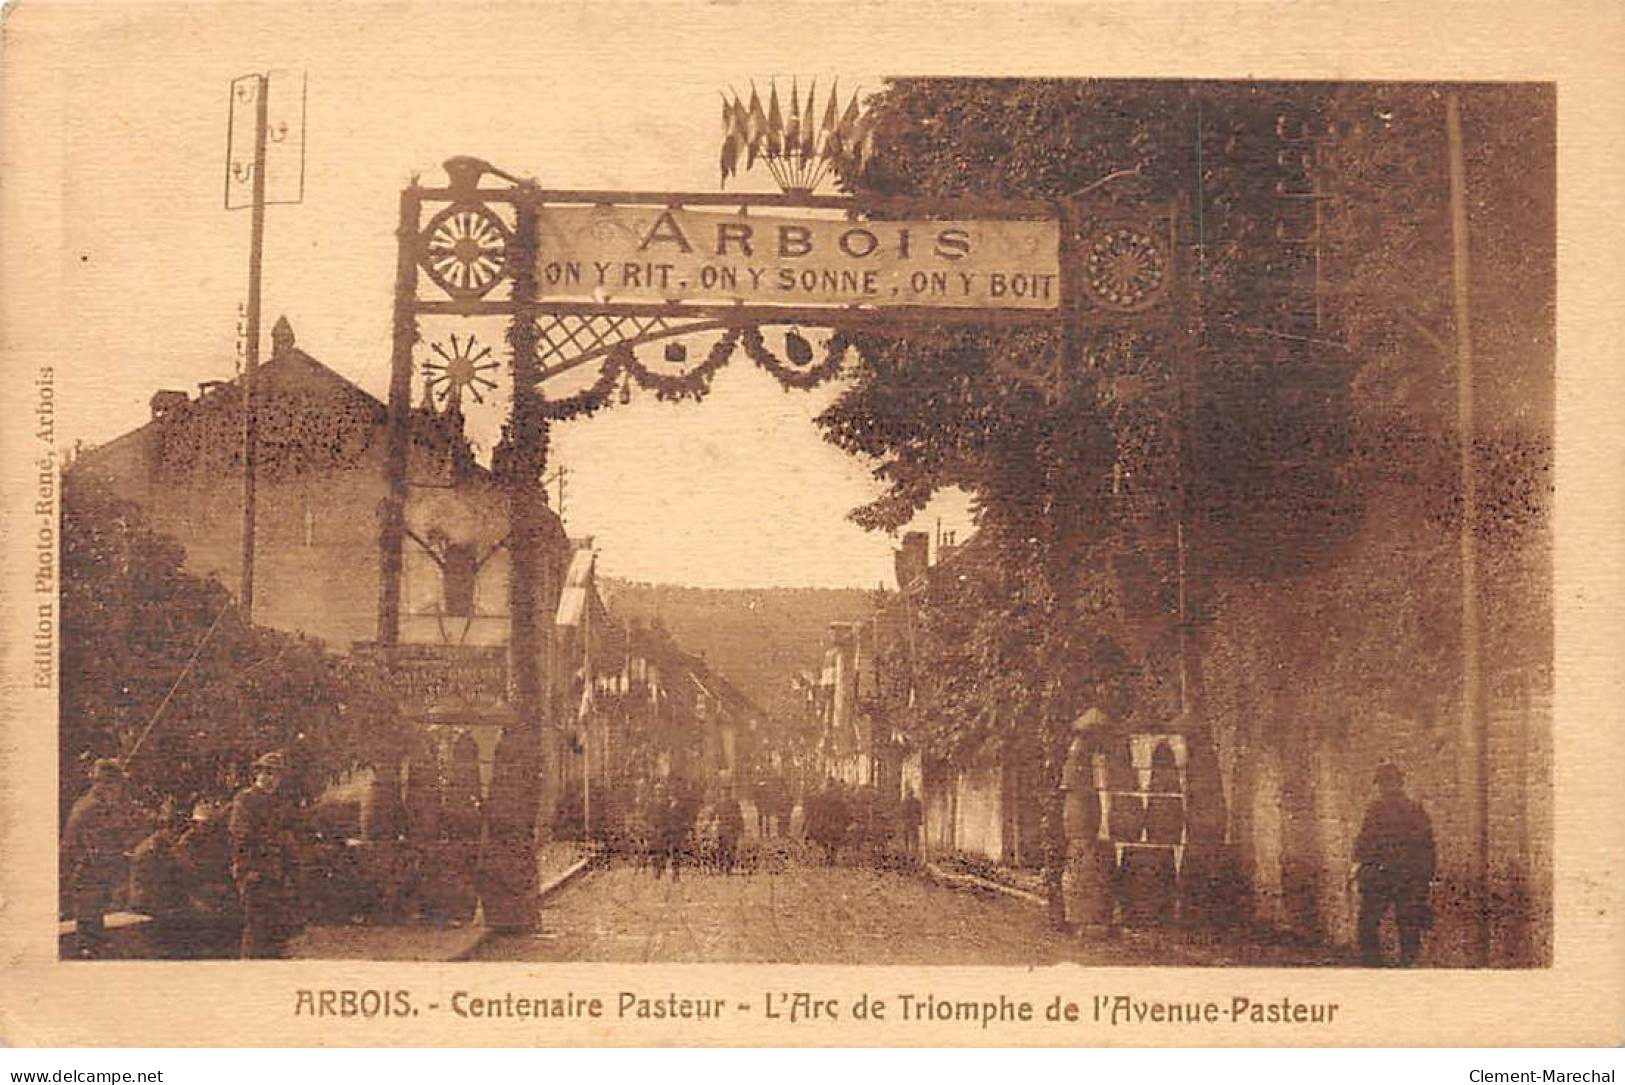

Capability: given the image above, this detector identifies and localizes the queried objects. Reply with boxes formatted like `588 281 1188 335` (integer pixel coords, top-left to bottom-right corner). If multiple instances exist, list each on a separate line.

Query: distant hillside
601 580 877 722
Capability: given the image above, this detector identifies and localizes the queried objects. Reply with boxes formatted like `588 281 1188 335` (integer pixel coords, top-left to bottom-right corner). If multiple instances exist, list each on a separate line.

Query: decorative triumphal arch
374 152 1186 921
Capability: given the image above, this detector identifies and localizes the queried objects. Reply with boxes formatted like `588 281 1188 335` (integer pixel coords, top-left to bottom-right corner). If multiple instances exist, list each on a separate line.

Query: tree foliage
826 78 1551 750
823 81 1217 768
1197 83 1554 725
60 472 407 821
821 81 1551 921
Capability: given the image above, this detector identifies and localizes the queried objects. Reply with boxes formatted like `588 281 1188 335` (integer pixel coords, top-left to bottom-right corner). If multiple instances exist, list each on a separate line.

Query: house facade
70 317 573 784
550 553 767 835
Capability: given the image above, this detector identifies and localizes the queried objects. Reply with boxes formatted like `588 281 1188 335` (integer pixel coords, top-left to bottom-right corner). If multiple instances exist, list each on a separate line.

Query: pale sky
19 2 984 589
14 2 1610 592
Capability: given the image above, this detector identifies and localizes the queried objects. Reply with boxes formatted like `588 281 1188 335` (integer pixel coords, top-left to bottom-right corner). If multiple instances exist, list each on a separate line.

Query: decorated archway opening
377 155 1186 926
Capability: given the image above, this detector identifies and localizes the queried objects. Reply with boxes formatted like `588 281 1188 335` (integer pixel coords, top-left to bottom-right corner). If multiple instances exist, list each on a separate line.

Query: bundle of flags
719 78 878 193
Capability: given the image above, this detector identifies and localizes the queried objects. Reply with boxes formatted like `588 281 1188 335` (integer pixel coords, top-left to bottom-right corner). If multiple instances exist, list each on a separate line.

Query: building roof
72 316 483 486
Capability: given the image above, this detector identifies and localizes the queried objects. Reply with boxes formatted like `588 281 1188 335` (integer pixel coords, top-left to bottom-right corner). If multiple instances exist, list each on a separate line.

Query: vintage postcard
2 0 1621 1049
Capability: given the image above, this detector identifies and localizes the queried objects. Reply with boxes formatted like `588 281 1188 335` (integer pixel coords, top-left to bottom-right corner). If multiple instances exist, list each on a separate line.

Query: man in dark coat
229 751 303 958
801 783 824 852
810 780 849 865
128 798 191 957
174 800 241 958
62 759 144 958
647 784 670 879
714 785 745 875
651 783 692 882
899 786 923 860
671 783 703 881
1353 762 1436 967
751 776 770 837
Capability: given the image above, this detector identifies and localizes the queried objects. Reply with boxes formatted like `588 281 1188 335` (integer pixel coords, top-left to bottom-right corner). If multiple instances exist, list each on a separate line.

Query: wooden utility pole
239 75 269 619
1446 92 1490 967
227 69 303 622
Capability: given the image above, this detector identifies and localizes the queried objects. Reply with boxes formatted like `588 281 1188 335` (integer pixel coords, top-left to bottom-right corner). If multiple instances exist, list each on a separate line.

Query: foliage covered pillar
1039 195 1090 930
377 186 421 646
1171 186 1226 847
485 181 547 929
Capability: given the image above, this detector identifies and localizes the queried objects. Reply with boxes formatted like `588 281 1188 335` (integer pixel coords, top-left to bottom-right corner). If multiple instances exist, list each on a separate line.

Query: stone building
70 317 573 778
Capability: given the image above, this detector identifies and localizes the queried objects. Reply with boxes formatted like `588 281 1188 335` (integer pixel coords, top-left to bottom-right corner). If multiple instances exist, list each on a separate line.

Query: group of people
605 780 747 880
643 782 704 881
802 780 923 866
596 774 929 874
748 775 794 838
62 751 300 960
65 744 1437 967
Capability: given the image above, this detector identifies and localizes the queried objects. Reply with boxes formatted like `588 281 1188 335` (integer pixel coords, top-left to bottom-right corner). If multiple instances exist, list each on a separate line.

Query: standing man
62 759 144 958
714 784 745 876
670 781 702 882
899 786 923 861
751 775 770 838
802 781 826 858
229 751 303 958
1353 762 1436 967
652 782 690 883
175 799 240 958
647 782 670 879
128 797 191 958
811 780 849 866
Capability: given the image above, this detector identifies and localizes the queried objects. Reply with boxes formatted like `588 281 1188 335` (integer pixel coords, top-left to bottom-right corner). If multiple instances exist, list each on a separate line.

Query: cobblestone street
469 846 1342 966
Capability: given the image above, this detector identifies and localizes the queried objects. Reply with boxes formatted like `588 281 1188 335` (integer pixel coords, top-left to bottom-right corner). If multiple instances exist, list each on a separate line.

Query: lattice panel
532 313 731 378
535 314 675 365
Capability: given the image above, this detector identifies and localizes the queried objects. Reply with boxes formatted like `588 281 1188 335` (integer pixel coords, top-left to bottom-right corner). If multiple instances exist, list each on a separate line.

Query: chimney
150 389 190 421
893 530 930 590
270 315 295 359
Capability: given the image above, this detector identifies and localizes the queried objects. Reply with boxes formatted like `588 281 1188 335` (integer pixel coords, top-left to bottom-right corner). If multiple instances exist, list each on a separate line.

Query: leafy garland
539 326 741 421
540 324 853 420
742 325 852 389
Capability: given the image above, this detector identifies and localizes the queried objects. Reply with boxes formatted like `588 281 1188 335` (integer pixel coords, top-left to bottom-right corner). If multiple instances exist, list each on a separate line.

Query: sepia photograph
1 0 1619 1050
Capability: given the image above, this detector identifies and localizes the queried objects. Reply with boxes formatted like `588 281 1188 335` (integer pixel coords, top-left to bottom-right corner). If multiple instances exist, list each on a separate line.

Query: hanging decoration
742 325 852 389
783 328 814 366
539 326 741 421
538 324 854 420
